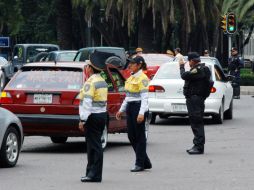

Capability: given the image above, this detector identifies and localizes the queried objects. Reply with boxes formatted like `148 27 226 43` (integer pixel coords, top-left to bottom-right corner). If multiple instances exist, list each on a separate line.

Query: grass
240 68 254 86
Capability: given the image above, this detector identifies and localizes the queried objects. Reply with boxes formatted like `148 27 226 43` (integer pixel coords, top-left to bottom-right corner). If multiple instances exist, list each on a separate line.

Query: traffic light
227 13 237 34
220 15 227 33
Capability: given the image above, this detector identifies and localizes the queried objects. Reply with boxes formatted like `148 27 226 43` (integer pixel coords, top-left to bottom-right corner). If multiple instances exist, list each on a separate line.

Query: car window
109 68 125 92
57 52 77 61
154 63 190 79
142 54 174 66
26 46 59 63
8 68 83 90
100 71 114 92
214 65 226 82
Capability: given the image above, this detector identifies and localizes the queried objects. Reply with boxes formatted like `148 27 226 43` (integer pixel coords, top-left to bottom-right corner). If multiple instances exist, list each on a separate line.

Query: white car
148 57 234 124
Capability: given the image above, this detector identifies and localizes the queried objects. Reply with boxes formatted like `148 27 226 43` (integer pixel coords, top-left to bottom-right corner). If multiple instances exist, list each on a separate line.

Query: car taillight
211 87 216 93
73 94 81 105
0 91 13 104
149 85 165 93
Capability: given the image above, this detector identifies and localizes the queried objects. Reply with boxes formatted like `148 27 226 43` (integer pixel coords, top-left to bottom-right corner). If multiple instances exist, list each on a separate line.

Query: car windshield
142 54 174 66
8 68 83 90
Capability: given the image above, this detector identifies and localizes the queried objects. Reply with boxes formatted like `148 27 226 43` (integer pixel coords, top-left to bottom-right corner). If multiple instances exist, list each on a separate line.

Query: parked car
0 62 127 148
41 50 77 62
148 57 234 124
0 107 23 168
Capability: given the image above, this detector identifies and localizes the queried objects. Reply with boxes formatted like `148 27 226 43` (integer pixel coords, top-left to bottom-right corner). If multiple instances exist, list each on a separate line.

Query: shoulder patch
142 79 149 87
84 84 90 92
191 68 198 74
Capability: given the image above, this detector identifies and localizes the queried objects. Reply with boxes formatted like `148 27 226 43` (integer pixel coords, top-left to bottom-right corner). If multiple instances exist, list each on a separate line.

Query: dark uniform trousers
126 101 151 168
186 95 205 150
85 112 107 181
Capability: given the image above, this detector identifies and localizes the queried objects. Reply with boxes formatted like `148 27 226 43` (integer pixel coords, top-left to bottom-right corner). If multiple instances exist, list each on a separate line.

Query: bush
240 68 254 86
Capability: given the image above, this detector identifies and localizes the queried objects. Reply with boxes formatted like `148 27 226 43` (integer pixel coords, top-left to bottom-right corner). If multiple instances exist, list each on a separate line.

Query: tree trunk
56 0 72 49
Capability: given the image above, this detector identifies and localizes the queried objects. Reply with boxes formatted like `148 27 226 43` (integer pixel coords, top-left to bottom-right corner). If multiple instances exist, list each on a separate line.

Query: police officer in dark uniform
78 50 114 183
116 56 152 172
179 52 211 154
228 47 244 99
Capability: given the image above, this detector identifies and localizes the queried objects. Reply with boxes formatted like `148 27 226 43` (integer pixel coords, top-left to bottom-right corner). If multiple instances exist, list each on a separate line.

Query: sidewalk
241 86 254 95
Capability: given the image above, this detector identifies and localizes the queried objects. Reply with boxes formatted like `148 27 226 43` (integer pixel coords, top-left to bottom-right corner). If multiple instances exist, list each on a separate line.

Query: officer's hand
78 121 85 132
179 58 185 65
116 111 123 120
137 114 144 123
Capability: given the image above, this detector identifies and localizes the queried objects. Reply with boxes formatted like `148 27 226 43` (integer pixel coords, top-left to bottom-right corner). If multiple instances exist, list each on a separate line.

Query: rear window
8 68 83 90
154 63 190 79
142 54 174 66
57 52 77 61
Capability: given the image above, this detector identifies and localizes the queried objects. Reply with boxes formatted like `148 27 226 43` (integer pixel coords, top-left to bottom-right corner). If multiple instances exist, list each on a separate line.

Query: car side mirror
223 68 228 74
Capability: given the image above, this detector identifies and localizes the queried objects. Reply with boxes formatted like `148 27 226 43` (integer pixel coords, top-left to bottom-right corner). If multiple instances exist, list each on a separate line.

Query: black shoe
186 146 204 155
130 165 144 172
144 162 152 169
80 176 101 183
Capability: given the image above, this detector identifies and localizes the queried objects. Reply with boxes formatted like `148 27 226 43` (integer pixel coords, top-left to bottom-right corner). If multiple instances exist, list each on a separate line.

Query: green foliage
240 68 254 86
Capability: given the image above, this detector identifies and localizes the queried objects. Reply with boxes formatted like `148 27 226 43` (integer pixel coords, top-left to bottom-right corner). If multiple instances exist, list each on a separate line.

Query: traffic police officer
179 52 211 154
116 56 152 172
79 50 113 182
228 47 244 99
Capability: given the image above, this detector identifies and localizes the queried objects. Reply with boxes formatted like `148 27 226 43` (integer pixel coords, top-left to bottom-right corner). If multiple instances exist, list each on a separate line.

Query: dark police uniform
119 68 152 171
79 50 113 182
180 58 211 154
228 55 243 98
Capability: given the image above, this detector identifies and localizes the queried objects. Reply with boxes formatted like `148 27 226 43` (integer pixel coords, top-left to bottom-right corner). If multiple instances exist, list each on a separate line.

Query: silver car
0 107 23 167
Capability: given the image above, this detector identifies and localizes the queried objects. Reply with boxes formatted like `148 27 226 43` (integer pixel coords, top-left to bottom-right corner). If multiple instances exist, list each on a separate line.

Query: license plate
33 94 52 104
172 103 187 112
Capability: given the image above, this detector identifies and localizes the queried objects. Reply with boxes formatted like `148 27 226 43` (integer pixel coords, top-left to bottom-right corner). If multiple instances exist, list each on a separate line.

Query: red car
0 62 127 148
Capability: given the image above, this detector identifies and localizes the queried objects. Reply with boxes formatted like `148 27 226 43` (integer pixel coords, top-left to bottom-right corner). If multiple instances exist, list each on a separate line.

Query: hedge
240 69 254 86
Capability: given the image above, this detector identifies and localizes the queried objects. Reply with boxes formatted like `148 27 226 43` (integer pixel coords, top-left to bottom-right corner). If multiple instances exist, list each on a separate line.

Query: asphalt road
1 95 254 190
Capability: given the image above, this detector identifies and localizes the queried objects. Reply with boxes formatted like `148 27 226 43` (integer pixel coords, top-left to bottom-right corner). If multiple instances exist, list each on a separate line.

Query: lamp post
100 8 105 46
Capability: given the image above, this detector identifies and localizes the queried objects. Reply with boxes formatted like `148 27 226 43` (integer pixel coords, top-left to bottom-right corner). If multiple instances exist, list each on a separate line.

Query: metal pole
87 16 92 47
228 35 232 59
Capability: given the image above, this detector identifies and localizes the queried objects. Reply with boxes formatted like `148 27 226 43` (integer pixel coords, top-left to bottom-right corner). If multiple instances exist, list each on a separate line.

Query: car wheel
212 100 224 124
150 113 156 124
0 72 6 91
0 126 20 168
50 136 68 143
101 124 108 149
224 99 233 120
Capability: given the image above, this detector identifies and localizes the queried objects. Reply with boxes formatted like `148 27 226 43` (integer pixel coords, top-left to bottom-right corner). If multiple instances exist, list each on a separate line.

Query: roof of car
22 62 87 69
78 47 124 51
49 50 77 54
15 44 60 47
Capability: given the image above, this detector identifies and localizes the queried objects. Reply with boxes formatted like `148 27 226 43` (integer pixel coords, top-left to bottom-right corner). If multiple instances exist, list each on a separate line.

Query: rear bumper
16 114 81 136
148 97 221 116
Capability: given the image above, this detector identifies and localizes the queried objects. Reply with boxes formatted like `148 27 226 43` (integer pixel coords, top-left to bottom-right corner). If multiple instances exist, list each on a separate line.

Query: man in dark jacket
179 52 211 154
228 47 244 99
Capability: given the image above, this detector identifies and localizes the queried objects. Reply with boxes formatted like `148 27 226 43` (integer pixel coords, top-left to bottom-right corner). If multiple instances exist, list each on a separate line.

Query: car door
105 67 126 132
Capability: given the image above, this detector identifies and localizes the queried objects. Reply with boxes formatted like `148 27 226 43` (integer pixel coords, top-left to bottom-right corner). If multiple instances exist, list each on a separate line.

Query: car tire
0 126 21 168
212 100 224 124
101 124 108 150
224 99 233 120
150 113 156 124
50 136 68 143
0 72 6 91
